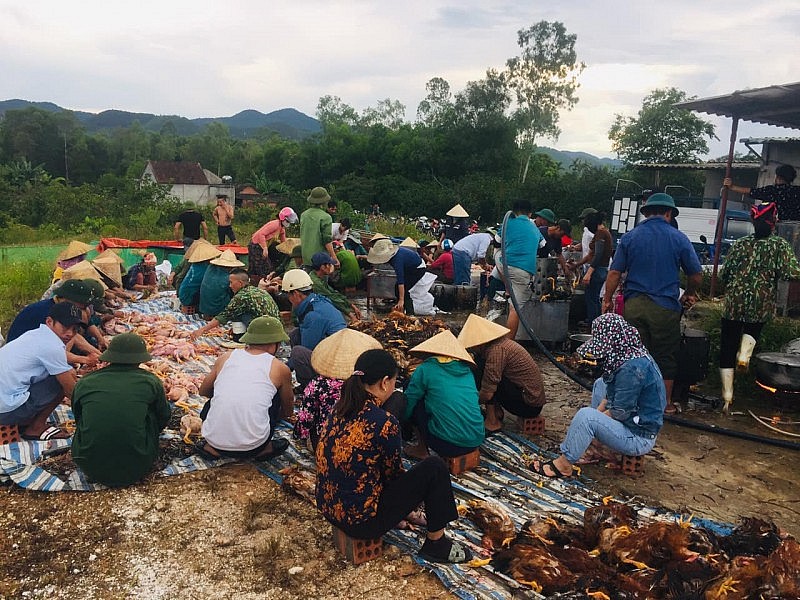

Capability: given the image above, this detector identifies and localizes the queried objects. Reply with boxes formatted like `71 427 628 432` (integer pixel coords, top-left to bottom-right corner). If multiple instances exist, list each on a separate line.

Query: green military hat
99 333 152 364
239 316 289 345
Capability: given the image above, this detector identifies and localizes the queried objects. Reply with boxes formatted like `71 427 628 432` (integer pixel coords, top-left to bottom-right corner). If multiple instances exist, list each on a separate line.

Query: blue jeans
451 249 472 285
559 379 656 463
585 266 607 323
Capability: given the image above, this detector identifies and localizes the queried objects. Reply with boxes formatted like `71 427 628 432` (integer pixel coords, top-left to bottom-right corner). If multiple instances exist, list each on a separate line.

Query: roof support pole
710 115 739 298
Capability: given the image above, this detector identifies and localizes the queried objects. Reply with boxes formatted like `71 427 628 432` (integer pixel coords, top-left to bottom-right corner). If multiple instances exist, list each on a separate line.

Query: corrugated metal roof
740 136 800 143
675 82 800 130
634 162 760 170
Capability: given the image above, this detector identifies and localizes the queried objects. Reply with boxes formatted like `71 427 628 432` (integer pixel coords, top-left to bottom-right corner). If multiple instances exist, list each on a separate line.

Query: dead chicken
583 498 638 548
179 413 203 443
705 537 800 600
458 499 516 550
490 540 576 595
279 466 316 503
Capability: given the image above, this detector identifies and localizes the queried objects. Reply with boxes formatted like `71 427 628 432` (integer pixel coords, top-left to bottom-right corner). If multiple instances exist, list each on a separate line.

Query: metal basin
753 352 800 392
569 333 592 353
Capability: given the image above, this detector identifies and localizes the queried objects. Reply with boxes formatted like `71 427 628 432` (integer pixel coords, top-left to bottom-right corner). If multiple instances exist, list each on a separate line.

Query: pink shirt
250 219 286 246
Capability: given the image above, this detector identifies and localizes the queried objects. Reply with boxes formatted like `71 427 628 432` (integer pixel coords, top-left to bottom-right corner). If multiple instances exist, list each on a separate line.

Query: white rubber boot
720 368 734 414
736 334 757 370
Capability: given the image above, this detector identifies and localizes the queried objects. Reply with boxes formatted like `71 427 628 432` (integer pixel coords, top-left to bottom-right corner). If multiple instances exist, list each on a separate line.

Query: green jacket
336 249 363 288
309 270 352 316
71 365 170 487
405 357 484 448
299 207 332 265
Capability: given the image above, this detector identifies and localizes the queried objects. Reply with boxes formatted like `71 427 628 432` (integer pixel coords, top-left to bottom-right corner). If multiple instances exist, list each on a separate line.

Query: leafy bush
0 259 52 333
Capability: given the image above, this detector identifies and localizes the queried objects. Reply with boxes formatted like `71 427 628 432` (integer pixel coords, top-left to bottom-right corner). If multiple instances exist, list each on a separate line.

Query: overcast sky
2 1 798 158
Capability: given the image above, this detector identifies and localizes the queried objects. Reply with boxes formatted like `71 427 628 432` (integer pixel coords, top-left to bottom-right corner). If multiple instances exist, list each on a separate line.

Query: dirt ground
2 353 799 600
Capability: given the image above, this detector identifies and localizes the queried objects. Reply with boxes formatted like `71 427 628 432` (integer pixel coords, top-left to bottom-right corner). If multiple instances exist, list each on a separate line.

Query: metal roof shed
675 82 800 295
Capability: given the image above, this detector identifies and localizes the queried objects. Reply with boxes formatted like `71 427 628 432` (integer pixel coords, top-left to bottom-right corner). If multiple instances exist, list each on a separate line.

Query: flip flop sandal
255 438 289 460
419 538 473 564
528 458 570 479
193 440 222 461
21 426 69 441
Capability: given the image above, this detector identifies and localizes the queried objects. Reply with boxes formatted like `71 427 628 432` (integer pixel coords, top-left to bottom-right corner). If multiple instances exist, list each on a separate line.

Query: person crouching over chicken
458 314 546 435
196 316 293 460
316 349 472 564
71 333 171 486
527 313 665 478
403 330 484 459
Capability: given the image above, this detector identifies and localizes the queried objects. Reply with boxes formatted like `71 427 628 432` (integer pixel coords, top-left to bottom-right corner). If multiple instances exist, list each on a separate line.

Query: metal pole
709 116 739 298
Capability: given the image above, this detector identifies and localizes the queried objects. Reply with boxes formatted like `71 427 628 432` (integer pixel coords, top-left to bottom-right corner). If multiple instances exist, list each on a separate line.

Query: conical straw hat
210 249 245 268
91 257 123 287
60 240 94 260
410 329 475 366
95 249 125 264
276 237 301 255
457 314 510 349
311 329 383 380
188 242 222 263
446 203 469 218
367 232 389 247
399 237 419 249
62 260 105 285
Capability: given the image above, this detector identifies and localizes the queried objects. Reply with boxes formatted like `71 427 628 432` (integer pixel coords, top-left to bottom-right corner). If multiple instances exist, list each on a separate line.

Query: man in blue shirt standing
602 193 702 414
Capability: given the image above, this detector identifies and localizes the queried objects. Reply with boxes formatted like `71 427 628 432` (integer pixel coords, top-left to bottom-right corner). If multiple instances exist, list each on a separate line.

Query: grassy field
0 259 52 334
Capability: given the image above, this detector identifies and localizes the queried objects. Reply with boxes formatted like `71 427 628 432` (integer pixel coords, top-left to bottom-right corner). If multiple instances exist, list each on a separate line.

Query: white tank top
201 349 278 451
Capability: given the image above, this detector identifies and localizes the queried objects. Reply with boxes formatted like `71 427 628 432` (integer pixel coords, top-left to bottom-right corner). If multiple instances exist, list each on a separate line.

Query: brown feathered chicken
583 499 638 548
705 537 800 600
490 541 576 595
279 466 316 503
715 517 782 558
458 499 516 549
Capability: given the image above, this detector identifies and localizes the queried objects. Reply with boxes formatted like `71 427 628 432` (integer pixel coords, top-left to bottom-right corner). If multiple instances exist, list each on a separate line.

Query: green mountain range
0 99 621 167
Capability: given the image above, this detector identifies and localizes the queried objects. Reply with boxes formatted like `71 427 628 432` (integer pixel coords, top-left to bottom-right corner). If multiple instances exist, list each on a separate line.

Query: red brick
332 526 383 565
521 416 546 436
622 454 645 477
0 424 20 445
446 448 480 475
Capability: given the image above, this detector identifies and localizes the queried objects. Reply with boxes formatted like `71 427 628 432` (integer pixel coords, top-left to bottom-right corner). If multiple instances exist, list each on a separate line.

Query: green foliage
506 21 585 147
0 259 52 333
608 88 717 165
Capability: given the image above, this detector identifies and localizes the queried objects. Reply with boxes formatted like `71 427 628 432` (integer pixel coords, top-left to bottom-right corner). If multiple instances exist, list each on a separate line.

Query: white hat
281 269 313 292
446 203 469 218
210 249 245 268
367 238 399 264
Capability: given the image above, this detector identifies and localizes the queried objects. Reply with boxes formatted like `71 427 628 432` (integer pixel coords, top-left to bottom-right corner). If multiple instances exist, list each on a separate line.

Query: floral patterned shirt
720 234 800 322
293 376 344 444
315 396 404 527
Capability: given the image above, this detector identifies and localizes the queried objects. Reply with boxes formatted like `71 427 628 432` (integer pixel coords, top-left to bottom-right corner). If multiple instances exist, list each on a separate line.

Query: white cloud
1 0 798 157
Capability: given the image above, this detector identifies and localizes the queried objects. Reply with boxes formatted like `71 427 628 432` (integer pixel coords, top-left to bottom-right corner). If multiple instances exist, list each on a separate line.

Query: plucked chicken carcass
279 466 315 503
458 499 516 549
179 413 203 443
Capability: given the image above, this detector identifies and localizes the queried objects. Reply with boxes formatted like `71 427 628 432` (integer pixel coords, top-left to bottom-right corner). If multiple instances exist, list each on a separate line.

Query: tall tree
360 98 407 130
505 21 585 182
608 87 717 165
416 77 454 126
316 95 360 129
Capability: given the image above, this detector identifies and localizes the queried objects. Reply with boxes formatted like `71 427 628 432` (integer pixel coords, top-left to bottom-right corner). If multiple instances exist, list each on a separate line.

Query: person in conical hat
178 242 222 308
91 255 124 288
295 328 395 448
404 330 484 459
458 314 546 434
399 237 419 249
440 204 470 245
196 250 245 318
52 240 94 284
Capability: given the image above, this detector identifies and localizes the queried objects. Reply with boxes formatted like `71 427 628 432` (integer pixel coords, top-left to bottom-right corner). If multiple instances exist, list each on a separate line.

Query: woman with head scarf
717 202 800 413
528 313 665 478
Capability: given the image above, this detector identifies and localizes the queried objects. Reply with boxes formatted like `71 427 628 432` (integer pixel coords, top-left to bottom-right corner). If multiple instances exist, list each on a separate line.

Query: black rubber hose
663 411 800 450
499 210 800 452
499 210 590 390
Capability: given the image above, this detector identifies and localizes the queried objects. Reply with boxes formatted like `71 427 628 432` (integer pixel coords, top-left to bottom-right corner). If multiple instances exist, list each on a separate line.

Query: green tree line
0 22 715 244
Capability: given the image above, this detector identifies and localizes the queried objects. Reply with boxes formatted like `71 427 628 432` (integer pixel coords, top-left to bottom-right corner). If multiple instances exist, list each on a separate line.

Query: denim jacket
604 356 665 438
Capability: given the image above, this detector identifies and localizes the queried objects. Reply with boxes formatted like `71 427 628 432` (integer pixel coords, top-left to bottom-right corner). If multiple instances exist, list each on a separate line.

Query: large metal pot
569 333 592 353
753 352 800 392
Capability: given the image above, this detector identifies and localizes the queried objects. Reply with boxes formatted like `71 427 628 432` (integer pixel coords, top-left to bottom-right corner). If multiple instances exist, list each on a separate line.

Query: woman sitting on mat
316 349 471 564
403 330 484 459
528 313 665 478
